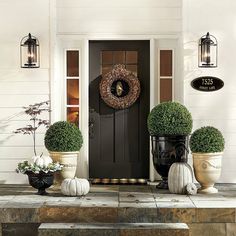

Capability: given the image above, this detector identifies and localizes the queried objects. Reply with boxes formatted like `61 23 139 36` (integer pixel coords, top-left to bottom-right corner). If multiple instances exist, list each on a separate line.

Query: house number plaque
191 76 224 92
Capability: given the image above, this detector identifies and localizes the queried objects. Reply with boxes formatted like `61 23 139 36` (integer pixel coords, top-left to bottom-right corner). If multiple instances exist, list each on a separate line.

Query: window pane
67 79 79 105
113 51 125 64
160 79 172 102
67 107 79 126
160 50 172 77
126 51 138 64
101 51 113 65
67 51 79 77
101 65 113 76
126 65 138 77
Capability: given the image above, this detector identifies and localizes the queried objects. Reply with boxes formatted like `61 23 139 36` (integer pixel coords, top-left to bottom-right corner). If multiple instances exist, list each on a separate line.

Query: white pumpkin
168 162 193 194
61 178 90 196
32 155 53 168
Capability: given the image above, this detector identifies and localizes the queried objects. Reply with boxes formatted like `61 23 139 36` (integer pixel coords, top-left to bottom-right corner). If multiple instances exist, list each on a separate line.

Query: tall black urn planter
151 135 189 189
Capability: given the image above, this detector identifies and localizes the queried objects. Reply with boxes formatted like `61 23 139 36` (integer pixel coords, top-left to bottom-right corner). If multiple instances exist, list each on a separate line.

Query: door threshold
90 178 147 185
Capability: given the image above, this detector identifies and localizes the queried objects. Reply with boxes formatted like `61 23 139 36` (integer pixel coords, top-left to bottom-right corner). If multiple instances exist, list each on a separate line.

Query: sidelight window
65 50 80 126
159 49 173 102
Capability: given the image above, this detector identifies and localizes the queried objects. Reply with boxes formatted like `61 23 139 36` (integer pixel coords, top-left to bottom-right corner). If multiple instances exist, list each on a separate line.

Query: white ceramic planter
192 152 223 194
49 151 79 185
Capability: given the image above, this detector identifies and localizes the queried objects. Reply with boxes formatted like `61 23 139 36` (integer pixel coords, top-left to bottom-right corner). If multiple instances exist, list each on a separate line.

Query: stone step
38 223 189 236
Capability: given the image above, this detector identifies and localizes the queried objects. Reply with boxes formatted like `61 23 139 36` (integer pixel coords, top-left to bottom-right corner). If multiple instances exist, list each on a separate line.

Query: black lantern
198 32 217 68
20 33 40 68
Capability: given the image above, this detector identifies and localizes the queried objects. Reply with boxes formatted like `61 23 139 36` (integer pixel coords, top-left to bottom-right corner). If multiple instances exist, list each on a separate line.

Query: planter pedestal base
156 179 168 189
198 186 218 194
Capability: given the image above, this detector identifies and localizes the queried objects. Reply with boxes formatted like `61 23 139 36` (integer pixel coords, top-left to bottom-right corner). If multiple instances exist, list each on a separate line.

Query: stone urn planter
192 152 222 194
190 126 225 194
148 102 193 189
49 151 79 184
44 121 83 185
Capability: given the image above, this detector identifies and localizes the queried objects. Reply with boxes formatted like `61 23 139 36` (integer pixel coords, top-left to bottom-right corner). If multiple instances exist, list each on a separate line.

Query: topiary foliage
147 102 193 136
190 126 225 153
44 121 83 152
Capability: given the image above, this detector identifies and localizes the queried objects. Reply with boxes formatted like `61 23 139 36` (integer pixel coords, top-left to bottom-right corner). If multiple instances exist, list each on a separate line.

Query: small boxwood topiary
147 101 193 136
44 121 83 152
190 126 225 153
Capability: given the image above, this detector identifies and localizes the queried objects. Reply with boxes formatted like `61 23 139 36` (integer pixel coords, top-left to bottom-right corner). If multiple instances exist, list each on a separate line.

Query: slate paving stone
197 208 235 223
226 223 236 236
118 202 157 223
189 223 226 236
155 201 195 208
119 192 155 203
39 206 118 223
0 207 40 223
194 200 236 208
38 223 189 236
156 208 196 223
119 185 152 193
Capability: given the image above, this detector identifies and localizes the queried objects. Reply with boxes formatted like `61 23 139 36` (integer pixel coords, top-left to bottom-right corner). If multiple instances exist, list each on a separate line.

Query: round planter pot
26 171 54 195
49 151 79 185
192 152 223 194
151 135 189 189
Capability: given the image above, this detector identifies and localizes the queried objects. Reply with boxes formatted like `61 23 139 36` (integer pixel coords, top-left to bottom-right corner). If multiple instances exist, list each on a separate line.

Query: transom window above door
65 50 80 127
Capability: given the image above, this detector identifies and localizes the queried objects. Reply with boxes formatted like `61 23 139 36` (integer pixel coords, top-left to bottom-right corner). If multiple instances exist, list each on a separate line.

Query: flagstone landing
0 184 236 235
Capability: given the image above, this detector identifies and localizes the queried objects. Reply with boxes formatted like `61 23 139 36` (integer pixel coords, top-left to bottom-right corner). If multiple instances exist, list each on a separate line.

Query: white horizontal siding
0 69 49 82
57 0 182 8
0 108 49 121
0 0 50 183
0 147 48 159
0 95 49 108
183 0 236 182
0 120 48 134
57 0 182 34
58 8 181 21
0 82 49 95
0 134 45 147
0 172 27 184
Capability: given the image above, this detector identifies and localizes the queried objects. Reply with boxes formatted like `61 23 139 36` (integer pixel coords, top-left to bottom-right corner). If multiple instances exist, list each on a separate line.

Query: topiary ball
190 126 225 153
147 101 192 136
44 121 83 152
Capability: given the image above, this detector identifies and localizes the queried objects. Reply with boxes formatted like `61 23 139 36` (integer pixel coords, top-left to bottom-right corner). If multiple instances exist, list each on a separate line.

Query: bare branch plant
14 101 51 156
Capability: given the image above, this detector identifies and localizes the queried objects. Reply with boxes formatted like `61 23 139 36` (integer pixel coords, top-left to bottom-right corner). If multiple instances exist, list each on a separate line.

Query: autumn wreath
99 64 141 109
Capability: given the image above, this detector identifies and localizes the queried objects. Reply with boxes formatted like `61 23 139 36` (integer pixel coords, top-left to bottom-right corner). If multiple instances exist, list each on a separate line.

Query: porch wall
56 0 182 35
183 0 236 183
0 0 51 183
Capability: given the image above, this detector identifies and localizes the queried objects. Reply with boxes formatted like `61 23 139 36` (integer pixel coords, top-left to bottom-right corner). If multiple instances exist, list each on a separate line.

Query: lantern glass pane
21 44 40 68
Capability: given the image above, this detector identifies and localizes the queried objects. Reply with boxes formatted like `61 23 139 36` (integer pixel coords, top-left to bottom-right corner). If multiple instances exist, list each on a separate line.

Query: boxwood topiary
190 126 225 153
147 101 193 136
44 121 83 152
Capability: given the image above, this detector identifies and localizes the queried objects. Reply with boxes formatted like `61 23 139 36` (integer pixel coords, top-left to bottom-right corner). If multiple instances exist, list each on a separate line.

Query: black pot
151 135 189 189
26 171 54 195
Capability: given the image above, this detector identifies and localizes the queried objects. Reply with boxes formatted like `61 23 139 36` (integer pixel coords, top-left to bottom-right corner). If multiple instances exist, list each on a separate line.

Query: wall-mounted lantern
198 32 217 68
20 33 40 68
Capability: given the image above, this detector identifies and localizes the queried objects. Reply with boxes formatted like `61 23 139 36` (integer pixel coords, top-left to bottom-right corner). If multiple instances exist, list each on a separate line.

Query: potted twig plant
44 121 83 184
15 101 62 194
190 126 225 194
147 101 193 189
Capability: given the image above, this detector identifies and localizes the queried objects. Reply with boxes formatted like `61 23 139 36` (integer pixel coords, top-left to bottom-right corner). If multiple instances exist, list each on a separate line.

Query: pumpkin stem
40 152 43 157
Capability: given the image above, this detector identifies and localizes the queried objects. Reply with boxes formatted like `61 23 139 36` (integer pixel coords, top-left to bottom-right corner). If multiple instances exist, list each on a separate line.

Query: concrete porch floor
0 184 236 235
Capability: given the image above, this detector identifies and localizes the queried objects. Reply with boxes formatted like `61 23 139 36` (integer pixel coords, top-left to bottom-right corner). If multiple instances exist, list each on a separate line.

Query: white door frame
50 34 183 181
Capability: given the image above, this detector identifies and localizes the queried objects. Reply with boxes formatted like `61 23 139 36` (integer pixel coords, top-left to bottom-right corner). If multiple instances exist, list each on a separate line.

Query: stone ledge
38 223 189 236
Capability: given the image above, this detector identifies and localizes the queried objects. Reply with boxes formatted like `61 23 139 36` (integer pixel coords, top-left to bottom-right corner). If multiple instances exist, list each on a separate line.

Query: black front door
89 40 150 179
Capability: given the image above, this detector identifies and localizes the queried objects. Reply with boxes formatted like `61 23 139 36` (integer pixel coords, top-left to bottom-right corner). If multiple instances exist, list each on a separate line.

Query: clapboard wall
56 0 182 34
183 0 236 182
0 0 50 183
